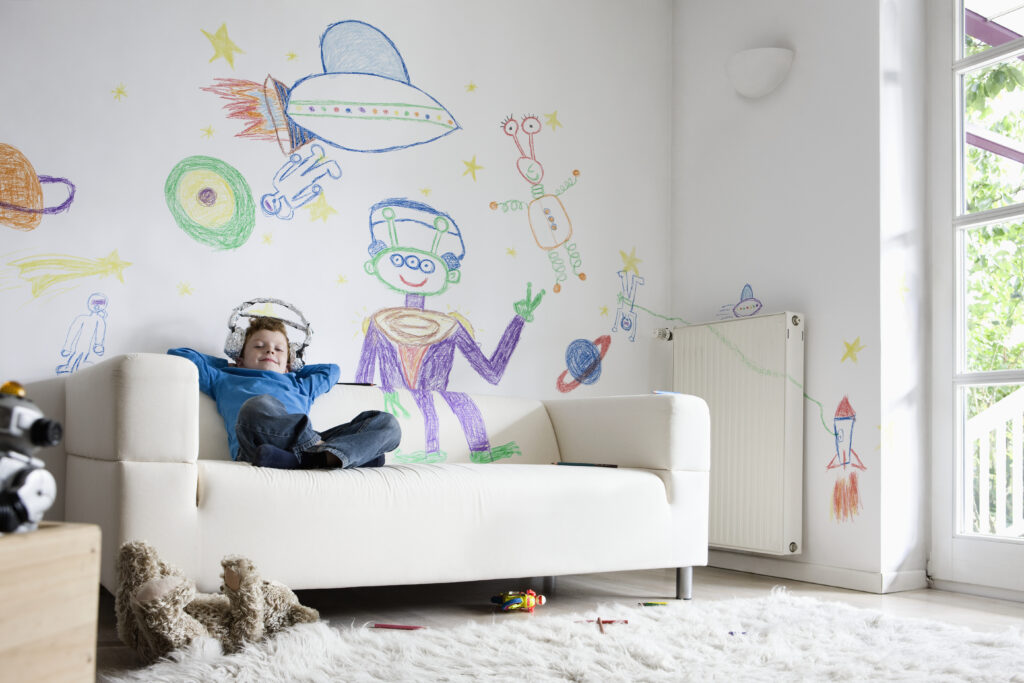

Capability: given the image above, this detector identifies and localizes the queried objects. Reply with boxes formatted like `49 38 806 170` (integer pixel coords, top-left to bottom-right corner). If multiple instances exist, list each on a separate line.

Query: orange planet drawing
0 143 76 231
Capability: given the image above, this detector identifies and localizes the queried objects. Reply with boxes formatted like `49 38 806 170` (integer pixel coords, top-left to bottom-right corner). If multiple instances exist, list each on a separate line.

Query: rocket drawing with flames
202 21 460 157
827 396 866 522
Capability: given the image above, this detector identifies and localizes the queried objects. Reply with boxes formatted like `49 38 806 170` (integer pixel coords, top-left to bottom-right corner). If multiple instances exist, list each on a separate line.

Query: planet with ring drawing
0 143 76 231
556 335 611 393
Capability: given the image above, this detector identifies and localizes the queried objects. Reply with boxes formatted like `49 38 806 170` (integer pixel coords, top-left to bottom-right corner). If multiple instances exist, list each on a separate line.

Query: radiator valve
654 327 673 342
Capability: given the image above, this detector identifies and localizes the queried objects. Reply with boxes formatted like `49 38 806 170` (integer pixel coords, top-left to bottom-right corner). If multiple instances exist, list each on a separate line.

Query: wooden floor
96 566 1024 674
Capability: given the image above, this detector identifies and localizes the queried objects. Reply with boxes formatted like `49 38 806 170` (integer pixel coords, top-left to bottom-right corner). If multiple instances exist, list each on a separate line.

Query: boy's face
239 329 290 373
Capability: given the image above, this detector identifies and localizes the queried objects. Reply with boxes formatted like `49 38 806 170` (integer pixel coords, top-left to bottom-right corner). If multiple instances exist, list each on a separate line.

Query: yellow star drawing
505 247 517 257
466 82 478 92
619 247 642 275
841 337 866 363
599 306 609 316
201 125 215 138
336 274 347 285
202 23 244 69
420 188 431 196
876 421 895 451
305 193 337 222
111 84 127 101
177 282 194 296
462 156 483 181
286 51 298 61
261 233 273 245
544 111 563 131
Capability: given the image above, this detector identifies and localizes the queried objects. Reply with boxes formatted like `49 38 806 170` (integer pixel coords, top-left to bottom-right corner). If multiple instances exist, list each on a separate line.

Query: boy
169 316 400 469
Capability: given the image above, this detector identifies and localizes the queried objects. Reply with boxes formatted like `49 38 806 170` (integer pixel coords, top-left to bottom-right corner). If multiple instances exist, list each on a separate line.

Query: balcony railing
965 387 1024 537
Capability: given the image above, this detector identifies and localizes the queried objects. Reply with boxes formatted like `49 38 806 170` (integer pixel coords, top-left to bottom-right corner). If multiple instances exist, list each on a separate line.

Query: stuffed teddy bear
115 540 320 664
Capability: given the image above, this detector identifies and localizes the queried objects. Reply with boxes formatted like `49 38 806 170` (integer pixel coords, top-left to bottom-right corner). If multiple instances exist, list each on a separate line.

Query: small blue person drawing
56 292 108 374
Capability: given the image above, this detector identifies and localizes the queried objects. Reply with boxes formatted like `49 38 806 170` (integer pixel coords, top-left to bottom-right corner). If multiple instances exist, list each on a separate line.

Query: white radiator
671 312 805 555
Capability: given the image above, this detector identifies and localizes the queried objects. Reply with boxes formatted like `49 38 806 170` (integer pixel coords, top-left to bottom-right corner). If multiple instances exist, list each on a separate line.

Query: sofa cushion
193 461 680 591
200 385 561 466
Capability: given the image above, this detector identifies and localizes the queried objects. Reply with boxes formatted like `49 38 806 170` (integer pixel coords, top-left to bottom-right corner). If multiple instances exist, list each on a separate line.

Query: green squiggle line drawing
625 296 834 435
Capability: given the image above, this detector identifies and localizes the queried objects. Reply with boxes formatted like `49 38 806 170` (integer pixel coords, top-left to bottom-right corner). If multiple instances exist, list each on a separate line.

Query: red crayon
372 623 425 630
576 619 629 624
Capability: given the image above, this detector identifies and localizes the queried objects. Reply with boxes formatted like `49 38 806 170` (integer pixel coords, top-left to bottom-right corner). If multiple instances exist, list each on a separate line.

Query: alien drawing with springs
500 114 585 294
355 199 544 463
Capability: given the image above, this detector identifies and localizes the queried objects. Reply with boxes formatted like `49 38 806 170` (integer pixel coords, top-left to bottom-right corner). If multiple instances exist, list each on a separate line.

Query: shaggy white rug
100 589 1024 682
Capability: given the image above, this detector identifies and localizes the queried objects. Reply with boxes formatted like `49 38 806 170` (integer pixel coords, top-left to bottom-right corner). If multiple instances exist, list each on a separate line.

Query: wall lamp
726 47 794 99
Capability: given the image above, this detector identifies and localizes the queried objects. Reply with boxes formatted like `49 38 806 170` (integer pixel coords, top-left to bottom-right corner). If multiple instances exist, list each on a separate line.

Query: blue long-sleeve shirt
167 347 340 460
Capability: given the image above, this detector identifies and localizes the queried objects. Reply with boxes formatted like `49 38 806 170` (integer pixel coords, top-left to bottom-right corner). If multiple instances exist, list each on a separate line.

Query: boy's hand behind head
238 328 290 373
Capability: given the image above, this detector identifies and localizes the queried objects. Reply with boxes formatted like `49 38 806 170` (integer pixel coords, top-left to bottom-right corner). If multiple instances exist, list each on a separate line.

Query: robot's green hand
513 282 546 323
383 391 410 419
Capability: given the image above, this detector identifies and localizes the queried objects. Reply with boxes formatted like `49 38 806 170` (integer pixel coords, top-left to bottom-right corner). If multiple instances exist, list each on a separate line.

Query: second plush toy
115 540 320 664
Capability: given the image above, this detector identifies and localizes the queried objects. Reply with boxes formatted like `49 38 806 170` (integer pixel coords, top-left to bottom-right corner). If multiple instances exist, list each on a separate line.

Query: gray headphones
224 298 313 371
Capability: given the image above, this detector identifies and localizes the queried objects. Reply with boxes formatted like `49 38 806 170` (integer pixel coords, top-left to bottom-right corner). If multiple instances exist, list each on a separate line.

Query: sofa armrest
65 353 199 463
542 393 709 471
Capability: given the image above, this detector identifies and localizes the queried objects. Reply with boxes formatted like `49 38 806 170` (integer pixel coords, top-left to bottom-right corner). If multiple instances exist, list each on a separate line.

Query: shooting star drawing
3 250 131 298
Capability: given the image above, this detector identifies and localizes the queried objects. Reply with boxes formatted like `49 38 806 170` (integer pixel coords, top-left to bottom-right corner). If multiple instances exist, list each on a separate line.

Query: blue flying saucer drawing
718 283 763 319
254 21 460 155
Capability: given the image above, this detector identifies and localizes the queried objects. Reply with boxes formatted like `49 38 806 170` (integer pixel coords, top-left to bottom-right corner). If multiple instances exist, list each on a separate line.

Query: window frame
953 4 1024 541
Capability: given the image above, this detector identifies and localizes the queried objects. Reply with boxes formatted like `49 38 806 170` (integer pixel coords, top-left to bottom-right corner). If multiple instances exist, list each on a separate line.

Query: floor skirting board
708 550 928 594
930 578 1024 604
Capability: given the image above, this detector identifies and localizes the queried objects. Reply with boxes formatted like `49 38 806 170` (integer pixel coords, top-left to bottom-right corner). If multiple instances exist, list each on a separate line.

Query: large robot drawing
355 199 543 462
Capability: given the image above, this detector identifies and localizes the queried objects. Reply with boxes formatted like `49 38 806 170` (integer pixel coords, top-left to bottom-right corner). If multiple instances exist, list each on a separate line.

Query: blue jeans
235 395 401 468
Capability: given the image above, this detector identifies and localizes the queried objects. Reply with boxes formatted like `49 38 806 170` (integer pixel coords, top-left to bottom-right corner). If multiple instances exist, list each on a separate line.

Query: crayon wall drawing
0 144 75 232
56 292 109 374
355 199 543 462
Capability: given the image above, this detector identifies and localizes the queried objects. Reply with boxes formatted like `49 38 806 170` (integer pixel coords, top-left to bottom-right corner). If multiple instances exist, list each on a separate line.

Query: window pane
962 52 1024 214
965 1 1024 57
962 383 1024 537
963 220 1024 371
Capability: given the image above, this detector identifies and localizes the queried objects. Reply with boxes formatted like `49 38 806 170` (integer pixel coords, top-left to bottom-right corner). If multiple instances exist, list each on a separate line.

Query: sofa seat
196 461 685 590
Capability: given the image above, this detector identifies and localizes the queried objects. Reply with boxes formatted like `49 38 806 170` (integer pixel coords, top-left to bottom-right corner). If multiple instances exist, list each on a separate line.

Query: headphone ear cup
289 342 304 371
224 327 246 360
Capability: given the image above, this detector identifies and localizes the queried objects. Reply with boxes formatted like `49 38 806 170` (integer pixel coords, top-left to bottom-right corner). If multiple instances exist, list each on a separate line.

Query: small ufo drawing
0 143 76 231
732 283 762 317
718 283 763 319
209 21 460 155
557 335 611 393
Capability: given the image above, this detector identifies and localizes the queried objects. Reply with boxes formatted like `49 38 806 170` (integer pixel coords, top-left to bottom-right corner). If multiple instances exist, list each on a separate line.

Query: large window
957 2 1024 538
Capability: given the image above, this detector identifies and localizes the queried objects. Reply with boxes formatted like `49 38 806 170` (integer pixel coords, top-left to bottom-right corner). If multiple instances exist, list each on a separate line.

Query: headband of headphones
224 298 313 371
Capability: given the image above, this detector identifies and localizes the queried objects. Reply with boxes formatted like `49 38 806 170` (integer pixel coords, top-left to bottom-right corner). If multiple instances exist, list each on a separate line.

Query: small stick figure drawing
56 292 108 374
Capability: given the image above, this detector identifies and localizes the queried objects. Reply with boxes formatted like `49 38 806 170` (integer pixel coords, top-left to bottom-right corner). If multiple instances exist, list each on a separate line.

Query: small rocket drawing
827 396 866 470
828 396 865 522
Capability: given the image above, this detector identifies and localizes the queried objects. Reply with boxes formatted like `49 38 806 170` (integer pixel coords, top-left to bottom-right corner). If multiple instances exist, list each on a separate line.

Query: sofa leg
543 575 555 597
676 566 692 600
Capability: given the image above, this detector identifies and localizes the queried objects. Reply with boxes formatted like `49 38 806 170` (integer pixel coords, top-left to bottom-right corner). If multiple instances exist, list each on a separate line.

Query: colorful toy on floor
491 589 546 613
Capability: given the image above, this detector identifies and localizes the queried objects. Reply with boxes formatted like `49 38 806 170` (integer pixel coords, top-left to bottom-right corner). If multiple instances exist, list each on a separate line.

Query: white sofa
45 353 710 598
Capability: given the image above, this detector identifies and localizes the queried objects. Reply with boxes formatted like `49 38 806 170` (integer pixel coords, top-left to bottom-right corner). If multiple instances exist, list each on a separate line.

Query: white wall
674 0 927 591
879 0 929 590
3 0 933 590
0 0 674 402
